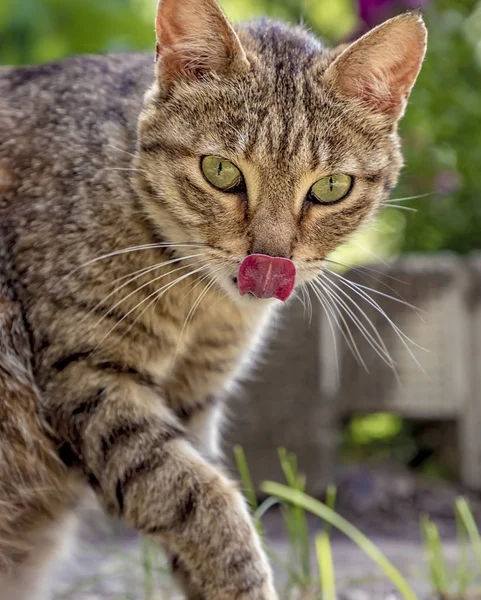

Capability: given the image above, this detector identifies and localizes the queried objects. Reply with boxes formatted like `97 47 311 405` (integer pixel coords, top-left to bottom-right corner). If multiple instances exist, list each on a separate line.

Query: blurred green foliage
396 0 481 254
1 0 480 255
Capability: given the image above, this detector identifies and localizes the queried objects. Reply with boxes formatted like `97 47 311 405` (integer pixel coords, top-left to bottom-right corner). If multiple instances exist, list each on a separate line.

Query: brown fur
0 1 426 597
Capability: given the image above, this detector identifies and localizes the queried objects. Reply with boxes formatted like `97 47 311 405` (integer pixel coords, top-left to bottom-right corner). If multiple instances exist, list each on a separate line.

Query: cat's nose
249 243 290 259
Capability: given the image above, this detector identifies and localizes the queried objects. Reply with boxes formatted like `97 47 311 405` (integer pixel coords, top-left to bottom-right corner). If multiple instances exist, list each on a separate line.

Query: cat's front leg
47 366 277 599
165 528 276 600
144 441 277 600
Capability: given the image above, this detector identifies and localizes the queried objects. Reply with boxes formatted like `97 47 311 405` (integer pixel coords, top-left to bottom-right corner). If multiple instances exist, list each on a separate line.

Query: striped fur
0 0 425 597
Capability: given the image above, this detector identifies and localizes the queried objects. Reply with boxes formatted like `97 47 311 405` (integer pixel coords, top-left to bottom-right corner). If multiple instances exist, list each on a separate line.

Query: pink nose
237 254 296 302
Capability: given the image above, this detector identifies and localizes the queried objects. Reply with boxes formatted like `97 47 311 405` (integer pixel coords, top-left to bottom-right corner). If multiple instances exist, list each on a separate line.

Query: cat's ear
154 0 249 89
324 12 427 119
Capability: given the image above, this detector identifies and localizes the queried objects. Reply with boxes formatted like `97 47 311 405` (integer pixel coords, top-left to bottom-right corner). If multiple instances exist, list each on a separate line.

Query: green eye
310 174 352 204
201 156 243 191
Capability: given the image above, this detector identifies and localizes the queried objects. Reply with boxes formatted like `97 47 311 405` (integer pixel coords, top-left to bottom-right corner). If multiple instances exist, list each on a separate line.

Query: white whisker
102 167 139 173
62 242 208 278
296 287 307 320
310 281 362 372
320 271 425 374
305 284 313 326
350 241 389 266
323 271 426 354
307 282 343 376
322 257 409 287
387 193 432 203
171 265 226 367
107 144 137 158
122 265 212 344
298 284 313 326
79 253 206 325
318 274 396 363
383 204 418 212
315 277 393 370
318 275 396 367
91 264 211 353
96 260 205 327
327 269 423 315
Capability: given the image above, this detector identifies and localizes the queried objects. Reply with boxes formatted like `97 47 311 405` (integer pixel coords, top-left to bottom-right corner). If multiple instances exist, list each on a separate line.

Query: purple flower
358 0 428 30
435 170 461 195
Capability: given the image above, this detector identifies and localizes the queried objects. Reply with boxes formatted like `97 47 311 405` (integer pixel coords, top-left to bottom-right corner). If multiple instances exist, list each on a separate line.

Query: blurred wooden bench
227 253 481 494
332 253 477 486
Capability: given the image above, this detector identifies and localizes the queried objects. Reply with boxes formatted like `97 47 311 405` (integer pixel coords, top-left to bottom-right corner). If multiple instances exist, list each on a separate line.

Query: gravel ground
51 512 466 600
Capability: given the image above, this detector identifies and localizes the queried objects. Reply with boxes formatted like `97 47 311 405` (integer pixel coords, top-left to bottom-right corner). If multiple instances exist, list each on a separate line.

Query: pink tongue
238 254 296 301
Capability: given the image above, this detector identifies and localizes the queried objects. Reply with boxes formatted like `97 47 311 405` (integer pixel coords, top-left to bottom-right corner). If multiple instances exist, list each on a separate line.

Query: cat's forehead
237 19 327 68
159 20 392 176
184 78 391 177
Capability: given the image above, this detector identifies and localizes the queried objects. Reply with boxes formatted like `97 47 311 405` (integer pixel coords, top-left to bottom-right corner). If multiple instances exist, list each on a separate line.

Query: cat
0 0 426 597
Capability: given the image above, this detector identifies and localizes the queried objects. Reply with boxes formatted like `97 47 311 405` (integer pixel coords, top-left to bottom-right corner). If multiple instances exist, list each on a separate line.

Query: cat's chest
145 294 271 407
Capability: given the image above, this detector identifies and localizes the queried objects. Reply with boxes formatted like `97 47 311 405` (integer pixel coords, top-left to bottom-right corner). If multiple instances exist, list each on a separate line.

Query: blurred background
3 1 481 597
3 0 481 535
2 0 481 257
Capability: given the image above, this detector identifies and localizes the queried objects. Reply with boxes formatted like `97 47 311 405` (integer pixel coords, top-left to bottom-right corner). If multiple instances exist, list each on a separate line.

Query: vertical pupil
217 162 223 177
329 176 334 192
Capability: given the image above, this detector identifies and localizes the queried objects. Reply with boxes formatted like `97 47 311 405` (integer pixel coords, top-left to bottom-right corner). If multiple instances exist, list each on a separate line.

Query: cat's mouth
234 254 296 302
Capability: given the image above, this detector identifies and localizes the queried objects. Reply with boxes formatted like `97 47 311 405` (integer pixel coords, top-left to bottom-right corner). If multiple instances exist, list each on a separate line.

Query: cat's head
135 0 426 305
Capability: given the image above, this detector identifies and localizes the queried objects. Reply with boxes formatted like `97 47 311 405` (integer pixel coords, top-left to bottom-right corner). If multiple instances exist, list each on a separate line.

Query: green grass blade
316 531 337 600
324 484 337 538
234 445 265 537
456 497 481 574
234 445 258 513
262 481 419 600
278 448 311 582
420 515 449 594
454 501 470 597
281 503 302 575
279 447 300 490
254 496 279 521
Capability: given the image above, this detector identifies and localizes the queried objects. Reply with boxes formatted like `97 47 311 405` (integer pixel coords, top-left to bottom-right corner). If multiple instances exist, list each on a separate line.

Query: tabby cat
0 0 426 597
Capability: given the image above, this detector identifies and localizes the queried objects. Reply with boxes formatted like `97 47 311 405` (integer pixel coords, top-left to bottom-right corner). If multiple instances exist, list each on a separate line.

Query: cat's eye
201 156 244 192
309 174 352 204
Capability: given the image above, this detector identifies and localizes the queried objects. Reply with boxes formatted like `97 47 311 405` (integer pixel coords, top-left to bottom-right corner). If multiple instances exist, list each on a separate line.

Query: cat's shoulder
0 53 153 103
0 53 153 174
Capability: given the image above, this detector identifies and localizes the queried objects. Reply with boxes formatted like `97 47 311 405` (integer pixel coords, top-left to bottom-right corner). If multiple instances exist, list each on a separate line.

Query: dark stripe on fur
96 362 157 390
171 554 182 572
171 395 216 421
53 352 158 390
169 555 207 600
101 421 148 465
234 576 268 598
177 484 200 525
115 478 125 513
52 351 91 371
227 550 256 574
57 441 81 468
140 140 164 154
365 173 383 184
113 425 184 514
71 388 104 417
116 451 170 517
